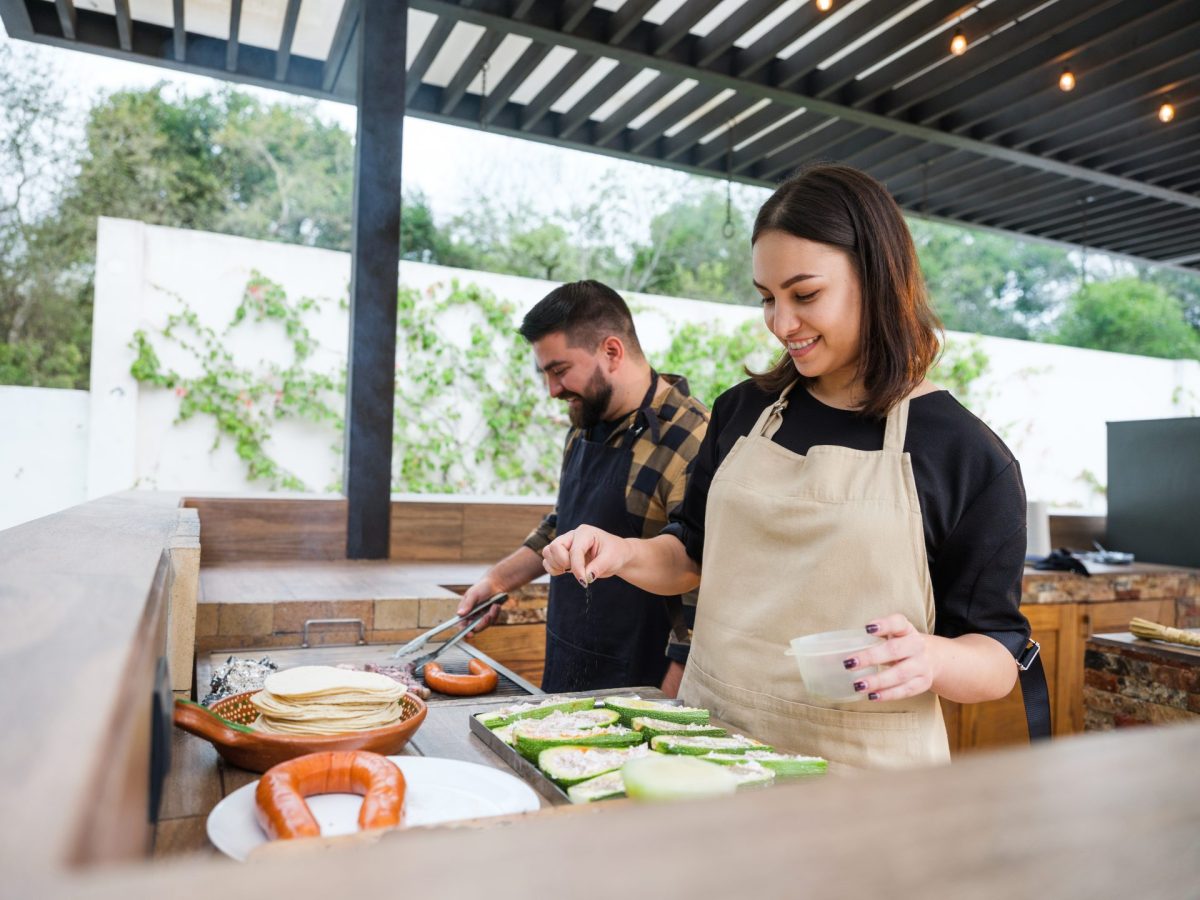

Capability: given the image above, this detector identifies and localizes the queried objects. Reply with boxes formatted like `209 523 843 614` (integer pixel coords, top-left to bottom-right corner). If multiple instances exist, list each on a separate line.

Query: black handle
149 656 173 822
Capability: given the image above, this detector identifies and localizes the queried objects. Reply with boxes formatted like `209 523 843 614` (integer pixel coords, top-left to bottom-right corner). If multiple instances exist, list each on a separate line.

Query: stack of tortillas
249 666 407 735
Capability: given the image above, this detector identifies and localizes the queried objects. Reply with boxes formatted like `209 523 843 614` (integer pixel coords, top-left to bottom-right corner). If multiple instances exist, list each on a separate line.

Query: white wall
0 386 89 531
3 217 1199 531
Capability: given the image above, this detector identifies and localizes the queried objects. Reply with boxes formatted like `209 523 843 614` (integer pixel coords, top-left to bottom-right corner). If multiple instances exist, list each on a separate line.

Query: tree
1049 277 1200 360
909 218 1077 339
0 43 90 387
1134 264 1200 333
624 189 754 304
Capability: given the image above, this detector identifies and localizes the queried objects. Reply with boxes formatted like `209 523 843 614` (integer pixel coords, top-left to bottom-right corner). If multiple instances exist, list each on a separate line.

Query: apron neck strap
618 369 660 449
754 378 800 440
883 398 910 452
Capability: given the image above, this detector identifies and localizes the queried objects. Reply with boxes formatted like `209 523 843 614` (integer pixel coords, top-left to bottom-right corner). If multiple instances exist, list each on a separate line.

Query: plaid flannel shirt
523 372 709 664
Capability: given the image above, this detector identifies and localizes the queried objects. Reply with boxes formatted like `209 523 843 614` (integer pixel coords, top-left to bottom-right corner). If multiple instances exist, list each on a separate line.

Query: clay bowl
173 690 428 773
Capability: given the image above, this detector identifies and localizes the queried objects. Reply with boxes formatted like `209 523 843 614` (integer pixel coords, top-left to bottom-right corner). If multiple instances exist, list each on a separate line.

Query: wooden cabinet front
944 598 1178 755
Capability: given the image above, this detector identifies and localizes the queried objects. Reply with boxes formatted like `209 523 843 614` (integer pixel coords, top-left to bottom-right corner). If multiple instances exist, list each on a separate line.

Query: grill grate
199 642 540 703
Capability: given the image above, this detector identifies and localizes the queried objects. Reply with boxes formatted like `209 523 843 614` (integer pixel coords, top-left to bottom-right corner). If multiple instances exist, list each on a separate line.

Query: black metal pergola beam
322 0 360 94
482 41 549 124
594 72 679 147
520 51 597 130
440 28 506 115
557 61 640 140
112 0 131 51
619 82 719 155
344 0 406 559
840 0 1023 108
942 0 1198 141
171 0 184 61
408 0 1200 213
226 0 241 73
20 2 328 96
53 0 74 40
275 0 302 82
773 0 899 95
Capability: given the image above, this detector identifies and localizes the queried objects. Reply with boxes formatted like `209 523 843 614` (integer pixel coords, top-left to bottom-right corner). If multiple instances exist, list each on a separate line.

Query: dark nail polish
868 692 880 701
843 657 857 670
853 681 867 692
865 624 879 634
578 578 587 587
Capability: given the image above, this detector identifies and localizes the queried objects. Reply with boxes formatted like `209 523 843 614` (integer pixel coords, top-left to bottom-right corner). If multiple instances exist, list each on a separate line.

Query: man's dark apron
540 374 674 693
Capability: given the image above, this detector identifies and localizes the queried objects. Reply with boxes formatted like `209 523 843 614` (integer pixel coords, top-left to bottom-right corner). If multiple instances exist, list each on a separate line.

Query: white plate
206 756 541 861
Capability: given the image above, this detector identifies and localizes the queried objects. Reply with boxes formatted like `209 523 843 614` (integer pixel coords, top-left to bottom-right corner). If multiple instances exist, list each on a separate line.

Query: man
457 280 708 694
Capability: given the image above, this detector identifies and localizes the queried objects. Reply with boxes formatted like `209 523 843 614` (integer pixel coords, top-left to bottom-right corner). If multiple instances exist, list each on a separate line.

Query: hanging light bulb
1158 98 1176 123
815 0 833 11
1058 68 1076 92
949 28 967 56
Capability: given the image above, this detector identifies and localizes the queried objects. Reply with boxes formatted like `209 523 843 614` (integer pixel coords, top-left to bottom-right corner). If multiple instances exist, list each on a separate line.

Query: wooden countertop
6 491 1200 897
1089 631 1200 664
22 719 1200 898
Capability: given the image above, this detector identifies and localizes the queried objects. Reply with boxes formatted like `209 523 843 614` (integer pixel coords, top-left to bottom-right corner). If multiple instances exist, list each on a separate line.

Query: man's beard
564 366 613 430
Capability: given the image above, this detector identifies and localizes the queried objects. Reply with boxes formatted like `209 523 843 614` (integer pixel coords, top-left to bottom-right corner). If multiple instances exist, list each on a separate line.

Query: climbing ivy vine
129 274 563 493
130 277 991 493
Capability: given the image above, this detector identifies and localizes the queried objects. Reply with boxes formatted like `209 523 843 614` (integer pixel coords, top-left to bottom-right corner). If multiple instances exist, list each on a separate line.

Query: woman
542 164 1033 769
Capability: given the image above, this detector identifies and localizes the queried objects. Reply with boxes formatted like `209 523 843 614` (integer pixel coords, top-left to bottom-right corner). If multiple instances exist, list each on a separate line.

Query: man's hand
456 577 506 633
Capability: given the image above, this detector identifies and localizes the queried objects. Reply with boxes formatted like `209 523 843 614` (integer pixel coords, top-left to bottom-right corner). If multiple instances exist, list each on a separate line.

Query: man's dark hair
519 280 643 357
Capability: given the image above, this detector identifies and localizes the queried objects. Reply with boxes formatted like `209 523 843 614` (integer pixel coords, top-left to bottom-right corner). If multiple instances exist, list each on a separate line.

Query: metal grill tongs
390 592 508 671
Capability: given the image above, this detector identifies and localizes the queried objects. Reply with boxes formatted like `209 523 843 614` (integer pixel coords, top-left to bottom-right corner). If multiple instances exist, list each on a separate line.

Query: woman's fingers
543 527 625 583
850 657 933 702
568 528 599 583
542 531 575 576
844 629 922 671
838 613 934 701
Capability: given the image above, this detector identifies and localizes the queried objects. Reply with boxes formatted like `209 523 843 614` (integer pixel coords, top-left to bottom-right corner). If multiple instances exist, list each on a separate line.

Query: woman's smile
786 336 821 358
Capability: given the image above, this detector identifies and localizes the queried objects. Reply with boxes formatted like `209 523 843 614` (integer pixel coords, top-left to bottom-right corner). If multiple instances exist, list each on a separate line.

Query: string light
1158 98 1176 123
949 28 967 56
1058 68 1075 92
815 0 833 11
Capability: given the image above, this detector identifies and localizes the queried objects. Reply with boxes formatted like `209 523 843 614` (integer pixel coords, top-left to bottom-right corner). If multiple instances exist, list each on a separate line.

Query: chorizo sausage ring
254 750 405 840
423 659 498 696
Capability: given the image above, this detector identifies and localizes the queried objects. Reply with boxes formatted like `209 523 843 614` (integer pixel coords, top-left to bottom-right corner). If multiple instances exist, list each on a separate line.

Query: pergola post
344 0 406 559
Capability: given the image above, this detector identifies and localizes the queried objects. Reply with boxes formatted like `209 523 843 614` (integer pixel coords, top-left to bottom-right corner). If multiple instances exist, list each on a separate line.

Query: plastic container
785 630 885 702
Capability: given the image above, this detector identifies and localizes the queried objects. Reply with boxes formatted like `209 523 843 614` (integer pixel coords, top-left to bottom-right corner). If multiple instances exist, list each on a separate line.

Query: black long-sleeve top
661 380 1031 659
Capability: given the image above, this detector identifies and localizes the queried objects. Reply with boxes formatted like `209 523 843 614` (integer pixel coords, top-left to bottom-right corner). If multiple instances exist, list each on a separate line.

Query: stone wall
1084 634 1200 730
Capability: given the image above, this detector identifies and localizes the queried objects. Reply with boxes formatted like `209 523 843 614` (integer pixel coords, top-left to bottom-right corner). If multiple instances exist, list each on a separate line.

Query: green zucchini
621 754 738 801
537 744 650 787
698 751 828 777
600 696 710 726
631 716 727 740
475 697 596 729
566 770 626 804
513 723 643 761
650 734 771 755
725 760 775 788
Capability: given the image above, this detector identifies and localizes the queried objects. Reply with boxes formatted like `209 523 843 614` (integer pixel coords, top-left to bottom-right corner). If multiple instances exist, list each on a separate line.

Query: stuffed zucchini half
514 723 643 761
540 744 650 788
600 696 710 727
650 734 772 755
630 716 727 740
566 770 627 804
698 750 828 777
475 697 596 729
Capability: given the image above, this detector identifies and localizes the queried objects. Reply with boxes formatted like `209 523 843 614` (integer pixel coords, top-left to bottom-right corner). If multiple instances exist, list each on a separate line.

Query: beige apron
678 379 950 769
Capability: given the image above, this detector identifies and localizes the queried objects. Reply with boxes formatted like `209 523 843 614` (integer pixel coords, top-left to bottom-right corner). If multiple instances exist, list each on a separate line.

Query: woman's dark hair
519 279 643 358
750 164 941 418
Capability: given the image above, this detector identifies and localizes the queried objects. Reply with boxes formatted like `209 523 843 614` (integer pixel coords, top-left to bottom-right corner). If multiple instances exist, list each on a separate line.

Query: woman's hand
543 525 631 585
842 614 937 702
